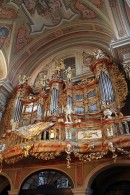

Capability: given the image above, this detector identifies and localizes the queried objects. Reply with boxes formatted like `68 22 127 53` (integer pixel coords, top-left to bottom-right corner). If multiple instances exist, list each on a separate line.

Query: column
8 189 19 195
105 0 129 39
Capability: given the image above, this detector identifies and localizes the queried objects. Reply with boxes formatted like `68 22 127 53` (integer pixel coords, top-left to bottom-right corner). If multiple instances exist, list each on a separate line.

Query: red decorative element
16 25 30 51
31 141 65 153
72 0 96 19
90 0 103 7
14 170 22 189
76 164 83 186
2 145 23 158
0 4 16 19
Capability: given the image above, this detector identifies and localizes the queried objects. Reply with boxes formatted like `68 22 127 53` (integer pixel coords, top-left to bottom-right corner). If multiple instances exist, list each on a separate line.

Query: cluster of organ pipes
99 71 115 105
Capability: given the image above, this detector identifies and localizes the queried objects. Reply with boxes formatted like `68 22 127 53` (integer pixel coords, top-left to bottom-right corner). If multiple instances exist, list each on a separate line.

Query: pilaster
0 79 13 121
110 37 130 78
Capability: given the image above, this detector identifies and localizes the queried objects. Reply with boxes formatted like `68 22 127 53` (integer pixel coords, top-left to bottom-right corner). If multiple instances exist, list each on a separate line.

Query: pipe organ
1 49 130 167
2 49 128 130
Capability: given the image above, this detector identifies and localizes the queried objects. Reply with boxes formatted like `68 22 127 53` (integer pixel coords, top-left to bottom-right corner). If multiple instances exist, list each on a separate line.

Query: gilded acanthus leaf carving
110 65 128 108
2 96 15 132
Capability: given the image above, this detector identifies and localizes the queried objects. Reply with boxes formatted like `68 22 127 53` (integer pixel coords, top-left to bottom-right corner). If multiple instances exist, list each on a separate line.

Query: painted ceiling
0 0 129 86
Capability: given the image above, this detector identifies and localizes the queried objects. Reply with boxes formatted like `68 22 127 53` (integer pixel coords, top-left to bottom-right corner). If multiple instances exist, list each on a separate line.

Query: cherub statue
64 105 73 123
93 49 108 60
103 108 113 119
64 66 74 81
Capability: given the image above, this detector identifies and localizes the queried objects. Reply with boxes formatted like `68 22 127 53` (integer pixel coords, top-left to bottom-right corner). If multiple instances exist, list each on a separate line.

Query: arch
84 159 130 189
0 50 7 80
19 168 74 195
9 21 114 86
0 172 12 193
19 167 75 189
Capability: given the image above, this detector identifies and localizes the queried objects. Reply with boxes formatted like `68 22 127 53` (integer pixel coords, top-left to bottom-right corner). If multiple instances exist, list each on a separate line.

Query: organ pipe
12 97 23 121
51 88 59 113
99 71 115 105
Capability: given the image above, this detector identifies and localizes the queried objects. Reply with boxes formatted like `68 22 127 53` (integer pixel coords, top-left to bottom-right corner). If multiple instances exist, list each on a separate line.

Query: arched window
19 169 74 195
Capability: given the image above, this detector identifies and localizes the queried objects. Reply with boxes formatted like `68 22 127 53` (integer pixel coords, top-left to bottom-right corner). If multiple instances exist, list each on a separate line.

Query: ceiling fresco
9 0 104 33
0 0 129 86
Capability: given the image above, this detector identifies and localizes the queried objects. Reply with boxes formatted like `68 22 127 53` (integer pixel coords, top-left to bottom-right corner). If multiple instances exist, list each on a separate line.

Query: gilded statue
55 59 65 74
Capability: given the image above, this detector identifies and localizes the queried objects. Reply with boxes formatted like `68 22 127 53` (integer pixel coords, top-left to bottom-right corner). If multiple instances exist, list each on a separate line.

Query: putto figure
64 66 74 81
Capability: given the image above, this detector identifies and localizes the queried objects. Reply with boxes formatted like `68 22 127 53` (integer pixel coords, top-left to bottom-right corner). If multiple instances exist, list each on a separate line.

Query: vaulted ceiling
0 0 129 87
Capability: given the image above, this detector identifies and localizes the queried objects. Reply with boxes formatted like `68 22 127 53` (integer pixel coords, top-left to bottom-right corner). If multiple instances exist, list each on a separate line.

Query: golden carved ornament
22 143 33 157
31 151 60 160
44 96 51 110
4 154 24 164
110 65 128 108
2 96 15 131
59 93 67 107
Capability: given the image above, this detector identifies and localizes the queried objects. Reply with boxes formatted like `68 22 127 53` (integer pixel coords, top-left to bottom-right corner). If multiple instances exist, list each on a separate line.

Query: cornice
110 37 130 49
110 37 130 62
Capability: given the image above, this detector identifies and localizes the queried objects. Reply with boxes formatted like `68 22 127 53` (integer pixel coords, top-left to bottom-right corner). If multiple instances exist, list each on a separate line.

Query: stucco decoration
10 0 76 33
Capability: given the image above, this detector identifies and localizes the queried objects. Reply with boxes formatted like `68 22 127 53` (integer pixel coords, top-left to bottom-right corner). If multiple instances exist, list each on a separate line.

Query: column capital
8 189 19 195
72 187 86 195
72 187 93 195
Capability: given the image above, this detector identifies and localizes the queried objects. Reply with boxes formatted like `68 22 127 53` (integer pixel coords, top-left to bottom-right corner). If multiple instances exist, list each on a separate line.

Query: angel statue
93 49 109 60
103 108 113 119
18 74 31 85
64 105 73 123
64 66 74 81
55 59 65 74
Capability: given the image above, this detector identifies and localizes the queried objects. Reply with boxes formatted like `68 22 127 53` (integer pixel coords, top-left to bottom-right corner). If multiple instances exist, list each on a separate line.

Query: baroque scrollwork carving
30 151 60 160
110 65 128 108
2 96 15 131
4 154 24 164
